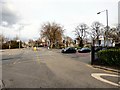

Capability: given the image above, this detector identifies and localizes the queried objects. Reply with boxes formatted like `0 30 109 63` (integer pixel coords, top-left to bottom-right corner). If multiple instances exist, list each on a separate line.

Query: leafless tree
107 26 120 44
0 34 9 43
91 21 103 46
40 22 64 48
13 36 19 41
64 36 73 47
75 23 89 47
28 39 35 47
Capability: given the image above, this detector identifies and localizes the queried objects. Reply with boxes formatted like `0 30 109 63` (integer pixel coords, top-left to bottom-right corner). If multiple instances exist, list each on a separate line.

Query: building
94 36 115 47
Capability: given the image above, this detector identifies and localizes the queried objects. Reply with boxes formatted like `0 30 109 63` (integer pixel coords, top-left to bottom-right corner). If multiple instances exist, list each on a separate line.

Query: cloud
0 0 20 27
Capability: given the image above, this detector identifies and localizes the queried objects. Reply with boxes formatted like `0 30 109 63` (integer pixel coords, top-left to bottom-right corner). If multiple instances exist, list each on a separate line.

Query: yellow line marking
36 54 40 64
86 64 93 68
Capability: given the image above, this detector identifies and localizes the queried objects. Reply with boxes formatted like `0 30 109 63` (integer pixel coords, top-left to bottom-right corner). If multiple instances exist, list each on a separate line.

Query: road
2 48 120 88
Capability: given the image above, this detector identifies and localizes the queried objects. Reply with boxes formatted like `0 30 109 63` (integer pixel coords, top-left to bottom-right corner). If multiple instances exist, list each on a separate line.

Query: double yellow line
35 51 40 64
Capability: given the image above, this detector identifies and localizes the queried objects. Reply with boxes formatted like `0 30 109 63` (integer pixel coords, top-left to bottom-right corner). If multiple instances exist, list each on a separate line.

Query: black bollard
91 46 95 65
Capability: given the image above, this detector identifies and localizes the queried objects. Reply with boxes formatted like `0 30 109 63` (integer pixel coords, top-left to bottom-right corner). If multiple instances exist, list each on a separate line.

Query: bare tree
40 22 64 48
91 21 103 46
0 34 4 49
107 26 120 44
75 23 88 47
13 36 19 41
0 34 5 43
64 36 73 47
28 39 35 47
0 34 9 43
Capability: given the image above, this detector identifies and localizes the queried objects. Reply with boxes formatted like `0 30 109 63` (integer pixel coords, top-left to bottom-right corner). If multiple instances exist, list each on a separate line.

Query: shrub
84 45 91 48
97 49 120 66
74 46 82 49
2 40 23 49
2 43 9 49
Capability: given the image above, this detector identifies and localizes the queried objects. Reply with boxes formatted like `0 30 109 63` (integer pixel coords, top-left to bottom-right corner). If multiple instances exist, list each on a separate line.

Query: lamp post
18 25 24 49
17 23 30 49
97 10 109 46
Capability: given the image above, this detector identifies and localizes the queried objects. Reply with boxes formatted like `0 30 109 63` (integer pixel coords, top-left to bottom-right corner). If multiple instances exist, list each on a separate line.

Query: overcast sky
0 0 119 42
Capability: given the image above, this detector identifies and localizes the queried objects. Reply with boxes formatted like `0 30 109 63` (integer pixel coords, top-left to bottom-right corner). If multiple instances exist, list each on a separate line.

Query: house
94 36 115 47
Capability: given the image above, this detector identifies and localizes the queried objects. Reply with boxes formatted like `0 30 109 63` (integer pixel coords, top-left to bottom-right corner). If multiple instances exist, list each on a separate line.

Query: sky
118 1 120 24
0 0 119 42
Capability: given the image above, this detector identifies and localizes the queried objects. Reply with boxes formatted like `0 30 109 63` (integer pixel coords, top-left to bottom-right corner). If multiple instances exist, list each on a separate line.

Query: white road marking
0 80 3 89
13 60 35 65
13 62 16 64
0 80 2 88
91 73 120 87
119 81 120 84
13 59 20 64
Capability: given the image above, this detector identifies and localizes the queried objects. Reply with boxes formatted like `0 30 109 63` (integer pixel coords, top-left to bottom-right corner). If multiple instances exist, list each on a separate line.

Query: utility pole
18 23 30 49
18 25 24 49
97 9 109 46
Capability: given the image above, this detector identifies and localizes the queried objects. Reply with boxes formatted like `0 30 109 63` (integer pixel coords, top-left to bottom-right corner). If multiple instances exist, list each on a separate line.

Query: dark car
61 47 76 53
95 47 102 52
95 47 107 52
78 48 91 53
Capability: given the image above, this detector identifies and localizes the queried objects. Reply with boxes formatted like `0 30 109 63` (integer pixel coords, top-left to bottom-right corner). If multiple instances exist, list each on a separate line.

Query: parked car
95 47 107 52
78 48 91 53
61 47 76 53
95 47 102 52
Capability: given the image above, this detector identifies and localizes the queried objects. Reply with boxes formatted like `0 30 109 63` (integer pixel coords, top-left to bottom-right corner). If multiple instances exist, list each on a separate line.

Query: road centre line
36 54 40 63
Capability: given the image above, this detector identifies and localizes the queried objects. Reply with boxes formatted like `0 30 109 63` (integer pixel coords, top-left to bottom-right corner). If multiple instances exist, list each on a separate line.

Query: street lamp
97 9 109 46
18 25 24 49
18 23 30 49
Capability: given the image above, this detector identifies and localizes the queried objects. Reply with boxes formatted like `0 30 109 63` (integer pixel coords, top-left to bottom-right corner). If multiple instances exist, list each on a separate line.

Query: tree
107 26 120 45
116 24 120 43
40 22 64 48
13 35 19 41
0 34 10 49
28 39 35 47
64 36 73 47
91 21 103 46
0 34 4 49
75 23 88 47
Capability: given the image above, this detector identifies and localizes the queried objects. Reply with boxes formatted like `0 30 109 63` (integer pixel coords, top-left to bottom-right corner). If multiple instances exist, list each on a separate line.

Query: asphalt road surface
2 48 120 88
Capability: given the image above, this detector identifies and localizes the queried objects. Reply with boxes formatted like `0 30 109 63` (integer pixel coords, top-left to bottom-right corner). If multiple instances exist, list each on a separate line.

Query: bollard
48 47 49 49
91 46 95 65
34 47 37 51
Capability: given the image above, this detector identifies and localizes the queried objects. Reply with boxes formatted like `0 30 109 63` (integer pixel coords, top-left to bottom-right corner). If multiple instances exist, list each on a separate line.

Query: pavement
92 65 120 73
1 48 120 88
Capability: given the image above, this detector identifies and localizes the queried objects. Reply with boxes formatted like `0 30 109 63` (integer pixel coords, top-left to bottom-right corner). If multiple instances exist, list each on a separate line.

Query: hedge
2 41 23 49
97 48 120 66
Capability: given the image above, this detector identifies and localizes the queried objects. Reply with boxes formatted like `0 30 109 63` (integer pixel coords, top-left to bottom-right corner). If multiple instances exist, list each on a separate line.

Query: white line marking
119 81 120 84
13 59 20 64
13 60 35 65
0 80 3 89
91 73 120 87
13 62 16 64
